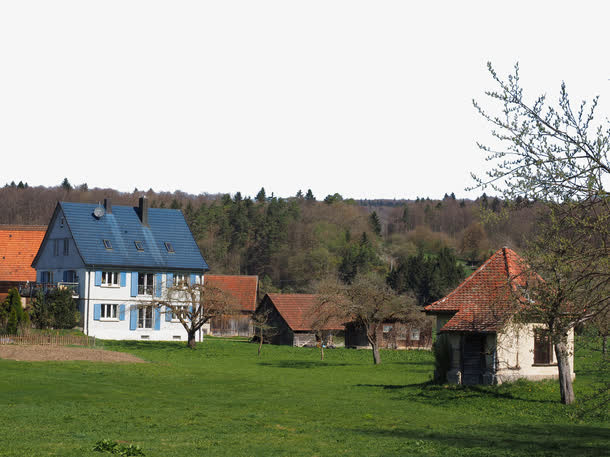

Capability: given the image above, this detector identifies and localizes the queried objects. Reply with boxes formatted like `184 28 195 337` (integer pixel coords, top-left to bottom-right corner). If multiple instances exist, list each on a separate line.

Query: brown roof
0 226 47 282
265 293 345 332
204 275 258 311
425 247 532 333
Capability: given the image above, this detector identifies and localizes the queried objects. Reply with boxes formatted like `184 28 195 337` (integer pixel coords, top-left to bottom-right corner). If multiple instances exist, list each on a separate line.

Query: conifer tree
256 187 266 203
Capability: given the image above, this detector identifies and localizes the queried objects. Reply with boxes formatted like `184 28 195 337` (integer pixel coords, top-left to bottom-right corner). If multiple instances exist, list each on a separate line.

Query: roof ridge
425 247 506 311
206 274 258 278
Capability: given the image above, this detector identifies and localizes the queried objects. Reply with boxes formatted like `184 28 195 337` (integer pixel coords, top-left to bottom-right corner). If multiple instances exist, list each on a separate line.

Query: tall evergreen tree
256 187 266 203
369 211 381 236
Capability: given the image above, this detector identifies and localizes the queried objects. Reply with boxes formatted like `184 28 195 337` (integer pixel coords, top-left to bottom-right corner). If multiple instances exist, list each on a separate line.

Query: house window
100 304 118 320
53 239 60 256
164 242 175 253
138 306 153 329
173 273 189 287
134 241 144 251
63 238 70 256
41 271 54 284
101 271 120 287
534 328 553 364
171 306 188 321
383 325 393 333
410 328 421 341
63 270 78 283
138 273 154 295
103 239 112 250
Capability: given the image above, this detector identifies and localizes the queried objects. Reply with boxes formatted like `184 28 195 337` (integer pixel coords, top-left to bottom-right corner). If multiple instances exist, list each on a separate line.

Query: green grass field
0 338 608 456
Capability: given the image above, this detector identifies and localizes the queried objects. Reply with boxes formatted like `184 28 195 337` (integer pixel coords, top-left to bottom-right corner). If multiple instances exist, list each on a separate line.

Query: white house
32 198 210 341
425 247 575 385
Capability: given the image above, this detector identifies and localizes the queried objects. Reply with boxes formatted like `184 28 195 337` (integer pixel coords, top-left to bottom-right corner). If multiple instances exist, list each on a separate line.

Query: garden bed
0 344 145 363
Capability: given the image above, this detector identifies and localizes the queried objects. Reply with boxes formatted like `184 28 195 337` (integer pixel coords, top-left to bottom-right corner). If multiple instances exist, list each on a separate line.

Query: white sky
1 1 609 200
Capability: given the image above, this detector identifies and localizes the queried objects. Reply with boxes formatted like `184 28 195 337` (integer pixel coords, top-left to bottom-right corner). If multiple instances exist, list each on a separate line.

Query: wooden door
462 334 486 385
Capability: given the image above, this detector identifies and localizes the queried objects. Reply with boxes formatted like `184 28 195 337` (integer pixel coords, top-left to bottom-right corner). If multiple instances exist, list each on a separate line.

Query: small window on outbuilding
164 242 175 253
410 328 420 341
134 241 144 251
534 328 553 364
103 239 112 250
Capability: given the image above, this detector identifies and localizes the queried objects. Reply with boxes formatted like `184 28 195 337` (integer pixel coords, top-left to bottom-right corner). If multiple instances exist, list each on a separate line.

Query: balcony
19 282 80 299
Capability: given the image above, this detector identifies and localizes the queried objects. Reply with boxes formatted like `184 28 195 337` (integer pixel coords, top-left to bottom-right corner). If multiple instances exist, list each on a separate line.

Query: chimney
138 196 149 226
104 198 112 214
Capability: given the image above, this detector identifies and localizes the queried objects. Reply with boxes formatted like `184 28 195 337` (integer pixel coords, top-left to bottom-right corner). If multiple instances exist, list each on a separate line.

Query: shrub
432 333 452 383
31 288 79 329
93 439 145 456
0 288 30 334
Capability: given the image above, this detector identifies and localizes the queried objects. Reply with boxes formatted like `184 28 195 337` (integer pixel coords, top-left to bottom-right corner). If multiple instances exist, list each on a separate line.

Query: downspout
85 268 93 336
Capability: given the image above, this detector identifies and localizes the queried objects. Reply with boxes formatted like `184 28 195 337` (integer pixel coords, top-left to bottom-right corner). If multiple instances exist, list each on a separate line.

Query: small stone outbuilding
425 247 574 385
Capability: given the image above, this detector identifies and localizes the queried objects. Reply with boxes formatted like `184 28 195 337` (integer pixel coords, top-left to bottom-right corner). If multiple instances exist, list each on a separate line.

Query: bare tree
151 282 239 349
317 274 414 365
309 298 344 361
473 62 610 404
251 307 277 357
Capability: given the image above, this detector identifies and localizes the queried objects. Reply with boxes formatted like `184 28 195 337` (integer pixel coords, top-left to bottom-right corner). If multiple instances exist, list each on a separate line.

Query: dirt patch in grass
0 345 145 363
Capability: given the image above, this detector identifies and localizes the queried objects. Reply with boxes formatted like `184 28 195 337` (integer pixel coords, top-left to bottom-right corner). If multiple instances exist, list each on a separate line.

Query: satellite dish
93 205 105 219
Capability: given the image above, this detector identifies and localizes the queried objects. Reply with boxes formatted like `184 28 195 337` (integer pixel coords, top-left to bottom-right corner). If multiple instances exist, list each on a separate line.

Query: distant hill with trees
0 180 541 303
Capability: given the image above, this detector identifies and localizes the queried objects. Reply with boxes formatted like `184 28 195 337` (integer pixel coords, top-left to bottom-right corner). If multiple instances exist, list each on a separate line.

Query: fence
0 334 94 346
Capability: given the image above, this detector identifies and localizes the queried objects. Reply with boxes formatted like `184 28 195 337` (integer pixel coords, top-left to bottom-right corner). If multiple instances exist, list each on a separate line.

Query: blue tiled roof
60 202 209 271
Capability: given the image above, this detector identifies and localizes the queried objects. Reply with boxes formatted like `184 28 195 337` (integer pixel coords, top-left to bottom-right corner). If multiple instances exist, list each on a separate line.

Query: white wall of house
435 314 575 385
35 267 209 341
496 322 575 384
82 271 209 341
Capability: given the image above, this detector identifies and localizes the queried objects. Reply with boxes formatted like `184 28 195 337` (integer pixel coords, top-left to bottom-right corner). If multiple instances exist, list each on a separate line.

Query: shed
206 275 258 337
425 247 575 385
257 293 344 347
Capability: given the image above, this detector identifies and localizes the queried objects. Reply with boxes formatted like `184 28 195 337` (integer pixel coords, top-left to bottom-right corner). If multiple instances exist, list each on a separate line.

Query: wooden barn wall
209 314 253 337
345 321 433 349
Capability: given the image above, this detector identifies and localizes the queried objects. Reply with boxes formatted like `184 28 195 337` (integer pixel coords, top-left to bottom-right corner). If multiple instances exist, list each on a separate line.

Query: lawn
0 338 608 457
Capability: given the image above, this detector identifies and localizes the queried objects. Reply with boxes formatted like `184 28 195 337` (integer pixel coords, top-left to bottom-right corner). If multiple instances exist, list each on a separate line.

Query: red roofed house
206 275 259 337
0 225 47 303
257 293 345 346
425 247 574 385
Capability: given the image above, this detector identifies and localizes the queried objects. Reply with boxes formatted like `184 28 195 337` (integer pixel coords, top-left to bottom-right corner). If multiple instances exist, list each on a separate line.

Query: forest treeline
0 180 541 304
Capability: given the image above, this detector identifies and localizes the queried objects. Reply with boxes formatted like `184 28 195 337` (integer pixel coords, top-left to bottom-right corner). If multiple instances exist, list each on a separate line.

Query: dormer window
103 239 112 250
134 241 144 251
164 242 175 253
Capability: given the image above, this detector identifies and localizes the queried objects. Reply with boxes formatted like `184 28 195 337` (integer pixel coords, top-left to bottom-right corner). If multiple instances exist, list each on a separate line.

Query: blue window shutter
119 304 125 321
154 307 161 330
93 304 101 320
130 307 138 330
188 305 193 320
94 271 102 286
131 272 138 297
120 272 127 287
165 306 172 322
155 273 163 297
166 273 173 288
190 274 197 285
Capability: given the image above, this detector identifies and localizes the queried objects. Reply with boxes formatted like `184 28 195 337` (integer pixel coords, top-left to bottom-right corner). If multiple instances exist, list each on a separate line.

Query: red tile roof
425 247 533 333
0 226 47 282
265 293 345 332
204 275 258 311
